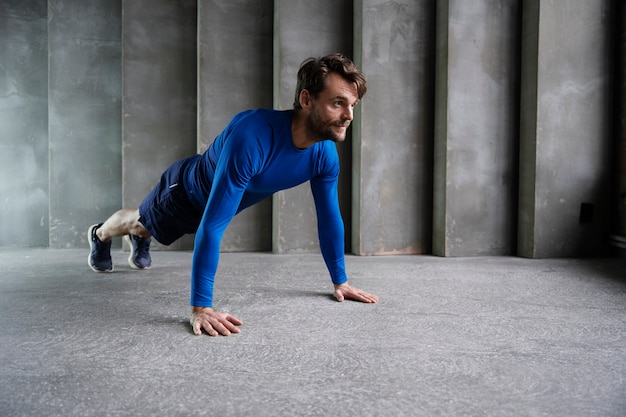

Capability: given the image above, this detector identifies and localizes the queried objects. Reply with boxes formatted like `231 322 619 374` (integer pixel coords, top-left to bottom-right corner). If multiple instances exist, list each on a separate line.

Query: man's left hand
333 283 379 303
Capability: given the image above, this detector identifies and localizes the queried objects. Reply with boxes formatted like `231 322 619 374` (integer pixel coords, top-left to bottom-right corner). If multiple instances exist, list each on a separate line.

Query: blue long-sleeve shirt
183 109 348 307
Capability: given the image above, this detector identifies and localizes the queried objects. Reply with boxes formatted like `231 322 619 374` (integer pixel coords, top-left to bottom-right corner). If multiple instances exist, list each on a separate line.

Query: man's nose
343 106 354 121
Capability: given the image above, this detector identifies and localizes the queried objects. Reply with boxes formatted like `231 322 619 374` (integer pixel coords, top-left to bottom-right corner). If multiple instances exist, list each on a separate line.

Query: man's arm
189 128 262 334
310 165 378 304
189 179 246 335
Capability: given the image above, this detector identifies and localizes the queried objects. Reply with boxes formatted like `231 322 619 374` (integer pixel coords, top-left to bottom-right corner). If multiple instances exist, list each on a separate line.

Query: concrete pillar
273 0 353 253
352 0 435 255
48 0 122 248
198 0 274 252
433 0 521 256
518 0 614 258
0 1 49 247
614 1 626 244
122 0 197 250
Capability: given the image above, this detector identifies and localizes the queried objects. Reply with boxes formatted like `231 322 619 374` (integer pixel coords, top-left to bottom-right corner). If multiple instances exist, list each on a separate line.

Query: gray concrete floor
0 248 625 417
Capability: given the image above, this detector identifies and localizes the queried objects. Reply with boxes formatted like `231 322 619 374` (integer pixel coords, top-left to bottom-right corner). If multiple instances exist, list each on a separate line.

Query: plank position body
87 54 379 336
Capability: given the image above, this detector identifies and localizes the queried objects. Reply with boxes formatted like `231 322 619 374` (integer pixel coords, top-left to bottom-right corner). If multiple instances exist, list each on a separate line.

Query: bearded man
87 54 379 336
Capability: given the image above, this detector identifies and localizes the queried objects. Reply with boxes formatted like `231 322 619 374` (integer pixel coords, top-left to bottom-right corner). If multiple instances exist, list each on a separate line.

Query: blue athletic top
183 109 347 307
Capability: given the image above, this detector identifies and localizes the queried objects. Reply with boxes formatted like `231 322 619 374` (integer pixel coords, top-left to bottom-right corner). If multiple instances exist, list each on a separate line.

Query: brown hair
293 53 367 109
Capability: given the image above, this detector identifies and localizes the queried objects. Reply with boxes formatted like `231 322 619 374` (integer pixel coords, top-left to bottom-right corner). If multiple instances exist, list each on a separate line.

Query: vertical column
273 0 353 253
433 0 521 257
48 0 122 248
122 0 197 250
198 0 274 252
353 0 435 255
0 1 48 247
613 1 626 247
518 0 614 258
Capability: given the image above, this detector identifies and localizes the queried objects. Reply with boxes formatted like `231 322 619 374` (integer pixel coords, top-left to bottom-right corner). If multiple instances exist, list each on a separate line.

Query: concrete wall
518 0 614 258
0 1 49 247
353 0 435 255
433 0 521 256
122 0 197 250
198 0 274 252
48 0 122 248
0 0 618 259
614 1 626 240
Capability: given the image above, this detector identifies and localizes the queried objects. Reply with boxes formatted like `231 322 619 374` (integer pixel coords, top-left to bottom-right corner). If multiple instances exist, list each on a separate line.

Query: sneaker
88 224 113 272
124 234 152 270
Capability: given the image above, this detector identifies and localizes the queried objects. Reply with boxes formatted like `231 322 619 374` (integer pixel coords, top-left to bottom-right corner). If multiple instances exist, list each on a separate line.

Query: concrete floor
0 248 625 417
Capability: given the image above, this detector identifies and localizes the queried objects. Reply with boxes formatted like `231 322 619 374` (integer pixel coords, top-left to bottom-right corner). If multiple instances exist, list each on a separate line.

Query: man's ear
299 89 311 109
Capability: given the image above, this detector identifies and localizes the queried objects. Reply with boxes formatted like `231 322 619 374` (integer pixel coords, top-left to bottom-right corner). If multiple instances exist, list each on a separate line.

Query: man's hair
293 53 367 109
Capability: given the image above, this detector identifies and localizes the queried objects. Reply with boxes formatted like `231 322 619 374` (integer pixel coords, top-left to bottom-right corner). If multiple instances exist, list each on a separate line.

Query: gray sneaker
124 234 152 270
88 224 113 272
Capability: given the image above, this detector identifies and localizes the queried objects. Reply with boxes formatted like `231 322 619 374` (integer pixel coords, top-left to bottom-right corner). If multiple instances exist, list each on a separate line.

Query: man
88 53 379 336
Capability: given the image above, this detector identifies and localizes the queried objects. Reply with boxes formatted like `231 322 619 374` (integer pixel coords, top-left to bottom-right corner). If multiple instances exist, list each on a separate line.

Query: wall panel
433 0 521 256
273 0 354 253
48 0 122 248
122 0 197 250
353 0 435 255
198 0 274 252
0 0 49 247
518 0 613 257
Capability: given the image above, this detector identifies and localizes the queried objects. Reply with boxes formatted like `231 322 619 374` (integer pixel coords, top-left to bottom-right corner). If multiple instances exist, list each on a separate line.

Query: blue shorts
138 156 204 245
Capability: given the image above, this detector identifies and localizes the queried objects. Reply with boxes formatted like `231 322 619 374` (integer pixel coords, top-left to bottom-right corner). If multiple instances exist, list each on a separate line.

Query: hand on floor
333 283 379 304
191 306 243 336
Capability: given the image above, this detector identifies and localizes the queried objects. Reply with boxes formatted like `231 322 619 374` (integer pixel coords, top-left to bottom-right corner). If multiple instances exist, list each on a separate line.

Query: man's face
305 72 359 143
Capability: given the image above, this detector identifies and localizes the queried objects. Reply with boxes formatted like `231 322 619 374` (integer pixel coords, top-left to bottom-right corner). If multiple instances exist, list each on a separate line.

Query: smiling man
87 53 379 336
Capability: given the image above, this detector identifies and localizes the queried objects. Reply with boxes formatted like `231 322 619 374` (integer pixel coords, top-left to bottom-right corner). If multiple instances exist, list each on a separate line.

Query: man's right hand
190 306 243 336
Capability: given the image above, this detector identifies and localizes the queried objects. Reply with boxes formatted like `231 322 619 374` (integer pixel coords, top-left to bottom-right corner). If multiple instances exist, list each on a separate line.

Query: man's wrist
192 306 214 313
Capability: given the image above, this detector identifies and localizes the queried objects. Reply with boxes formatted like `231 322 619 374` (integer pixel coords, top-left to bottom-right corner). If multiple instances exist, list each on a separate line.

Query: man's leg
97 209 151 241
102 208 153 269
88 156 198 272
88 209 152 272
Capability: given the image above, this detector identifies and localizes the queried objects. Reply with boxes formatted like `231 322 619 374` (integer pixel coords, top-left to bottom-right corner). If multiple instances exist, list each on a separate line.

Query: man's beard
305 105 349 143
